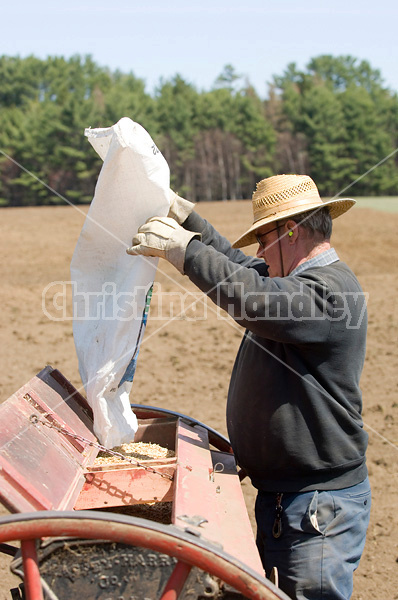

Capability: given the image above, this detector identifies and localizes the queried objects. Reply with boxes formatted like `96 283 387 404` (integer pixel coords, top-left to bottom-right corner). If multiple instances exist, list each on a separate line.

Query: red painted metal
22 388 85 452
0 368 277 598
159 561 192 600
74 462 176 509
134 416 177 449
0 513 289 600
0 368 98 513
131 405 233 454
74 416 177 509
24 366 93 434
172 420 264 576
0 456 52 510
48 367 93 418
209 450 261 571
173 420 224 536
21 539 43 600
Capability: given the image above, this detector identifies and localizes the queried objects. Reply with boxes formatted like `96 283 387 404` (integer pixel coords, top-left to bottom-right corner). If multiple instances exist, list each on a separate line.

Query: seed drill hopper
0 366 289 600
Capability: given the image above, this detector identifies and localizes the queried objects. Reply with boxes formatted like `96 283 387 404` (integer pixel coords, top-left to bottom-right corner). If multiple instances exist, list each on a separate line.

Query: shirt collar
289 248 339 277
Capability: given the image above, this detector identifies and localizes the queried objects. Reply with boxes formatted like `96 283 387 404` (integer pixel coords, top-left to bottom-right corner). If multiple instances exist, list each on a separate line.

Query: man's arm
169 190 265 271
184 239 334 343
127 216 343 344
184 211 266 271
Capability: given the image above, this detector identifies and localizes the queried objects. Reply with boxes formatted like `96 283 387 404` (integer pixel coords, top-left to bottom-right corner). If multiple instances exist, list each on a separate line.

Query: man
127 174 371 600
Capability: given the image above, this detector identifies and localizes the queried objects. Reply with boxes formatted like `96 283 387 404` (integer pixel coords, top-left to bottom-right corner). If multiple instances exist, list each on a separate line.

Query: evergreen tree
0 54 397 206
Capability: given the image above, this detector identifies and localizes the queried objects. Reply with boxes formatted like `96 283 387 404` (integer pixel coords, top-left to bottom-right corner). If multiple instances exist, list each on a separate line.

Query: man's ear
285 219 298 242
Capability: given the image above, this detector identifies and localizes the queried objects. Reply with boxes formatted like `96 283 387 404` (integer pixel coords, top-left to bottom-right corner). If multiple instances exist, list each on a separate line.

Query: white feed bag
70 117 170 447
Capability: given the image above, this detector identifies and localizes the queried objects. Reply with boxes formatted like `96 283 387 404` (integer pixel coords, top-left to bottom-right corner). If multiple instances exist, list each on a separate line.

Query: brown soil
0 202 397 599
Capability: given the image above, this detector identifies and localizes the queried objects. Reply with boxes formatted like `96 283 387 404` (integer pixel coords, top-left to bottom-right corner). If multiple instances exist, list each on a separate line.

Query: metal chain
272 492 283 538
29 414 174 481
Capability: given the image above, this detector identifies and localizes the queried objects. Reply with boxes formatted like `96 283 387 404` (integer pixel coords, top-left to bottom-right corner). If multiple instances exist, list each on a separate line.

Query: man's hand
168 189 195 225
126 216 200 274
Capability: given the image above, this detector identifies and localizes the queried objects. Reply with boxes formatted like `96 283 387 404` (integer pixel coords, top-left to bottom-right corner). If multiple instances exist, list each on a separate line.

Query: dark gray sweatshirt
182 212 368 492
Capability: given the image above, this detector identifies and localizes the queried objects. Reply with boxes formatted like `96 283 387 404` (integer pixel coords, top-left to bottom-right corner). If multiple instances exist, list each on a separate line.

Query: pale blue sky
3 0 398 97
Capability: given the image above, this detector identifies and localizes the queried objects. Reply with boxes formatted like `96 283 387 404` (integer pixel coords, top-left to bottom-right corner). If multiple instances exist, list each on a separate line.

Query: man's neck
287 241 331 274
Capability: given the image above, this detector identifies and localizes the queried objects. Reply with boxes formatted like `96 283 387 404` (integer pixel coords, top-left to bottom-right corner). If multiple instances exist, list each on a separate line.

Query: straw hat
232 174 355 248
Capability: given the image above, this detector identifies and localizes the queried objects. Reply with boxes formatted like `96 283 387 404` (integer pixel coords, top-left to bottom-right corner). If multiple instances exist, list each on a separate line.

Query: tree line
0 54 397 206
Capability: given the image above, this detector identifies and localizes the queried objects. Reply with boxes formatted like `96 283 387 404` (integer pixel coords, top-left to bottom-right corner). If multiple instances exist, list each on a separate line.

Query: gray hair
293 207 332 239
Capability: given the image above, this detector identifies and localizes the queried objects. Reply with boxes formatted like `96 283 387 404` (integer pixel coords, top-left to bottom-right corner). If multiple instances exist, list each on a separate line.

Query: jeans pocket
344 478 371 501
304 490 336 536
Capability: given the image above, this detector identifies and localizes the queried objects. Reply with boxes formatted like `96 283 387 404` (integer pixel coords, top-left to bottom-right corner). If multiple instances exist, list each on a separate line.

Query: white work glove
126 216 201 274
168 189 195 225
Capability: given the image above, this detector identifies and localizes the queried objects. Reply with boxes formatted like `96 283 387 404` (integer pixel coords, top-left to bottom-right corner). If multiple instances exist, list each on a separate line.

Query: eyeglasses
255 225 281 249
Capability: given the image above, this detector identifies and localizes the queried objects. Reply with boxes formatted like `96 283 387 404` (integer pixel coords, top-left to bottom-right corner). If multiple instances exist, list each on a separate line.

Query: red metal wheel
0 511 290 600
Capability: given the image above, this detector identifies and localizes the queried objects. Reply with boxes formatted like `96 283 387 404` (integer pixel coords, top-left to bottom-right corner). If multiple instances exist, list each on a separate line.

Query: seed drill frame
0 366 289 600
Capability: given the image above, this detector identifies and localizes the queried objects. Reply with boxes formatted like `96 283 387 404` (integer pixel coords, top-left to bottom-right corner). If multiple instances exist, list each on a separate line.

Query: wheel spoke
21 539 43 600
159 561 192 600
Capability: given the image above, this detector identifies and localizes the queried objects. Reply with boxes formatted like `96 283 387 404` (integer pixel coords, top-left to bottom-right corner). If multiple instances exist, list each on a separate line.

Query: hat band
253 180 318 210
252 193 323 223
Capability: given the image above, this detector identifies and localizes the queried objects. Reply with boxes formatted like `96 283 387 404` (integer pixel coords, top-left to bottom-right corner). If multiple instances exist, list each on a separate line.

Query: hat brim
232 197 356 249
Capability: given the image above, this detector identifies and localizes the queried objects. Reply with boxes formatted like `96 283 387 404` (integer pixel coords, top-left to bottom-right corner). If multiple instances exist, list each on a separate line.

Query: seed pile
94 441 175 466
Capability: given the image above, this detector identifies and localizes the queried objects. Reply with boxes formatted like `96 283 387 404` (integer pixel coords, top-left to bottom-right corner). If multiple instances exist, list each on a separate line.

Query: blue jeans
255 478 371 600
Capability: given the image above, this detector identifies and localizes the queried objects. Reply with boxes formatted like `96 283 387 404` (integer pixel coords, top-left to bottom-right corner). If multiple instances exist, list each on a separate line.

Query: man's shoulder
297 261 363 293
